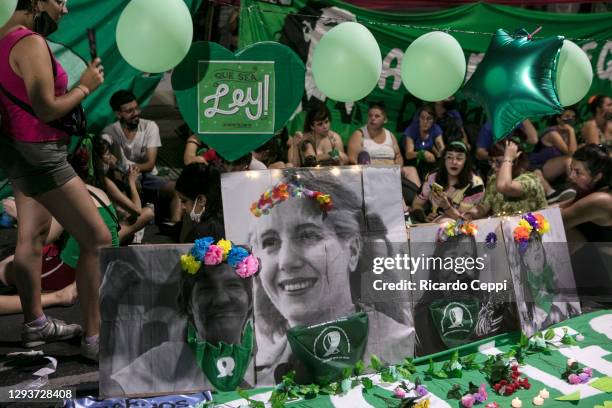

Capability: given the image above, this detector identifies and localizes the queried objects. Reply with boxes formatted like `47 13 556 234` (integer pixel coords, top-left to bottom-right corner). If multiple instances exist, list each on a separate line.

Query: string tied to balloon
528 26 543 40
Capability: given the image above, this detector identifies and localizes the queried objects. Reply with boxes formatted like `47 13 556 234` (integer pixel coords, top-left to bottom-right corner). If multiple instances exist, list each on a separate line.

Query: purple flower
475 384 488 402
485 232 497 249
416 385 428 397
461 394 475 408
578 372 590 383
518 240 529 255
582 367 592 377
524 213 538 229
568 374 581 384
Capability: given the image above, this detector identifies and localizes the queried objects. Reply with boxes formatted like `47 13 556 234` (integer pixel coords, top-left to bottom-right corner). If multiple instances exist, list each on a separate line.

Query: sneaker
547 187 576 204
80 337 99 362
22 317 82 348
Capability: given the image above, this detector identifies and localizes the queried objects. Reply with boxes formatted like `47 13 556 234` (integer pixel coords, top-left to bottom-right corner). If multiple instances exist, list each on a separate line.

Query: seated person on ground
93 137 155 244
411 140 484 223
465 139 547 219
101 90 181 224
288 103 348 167
348 102 403 166
402 104 445 179
530 108 578 204
580 95 612 148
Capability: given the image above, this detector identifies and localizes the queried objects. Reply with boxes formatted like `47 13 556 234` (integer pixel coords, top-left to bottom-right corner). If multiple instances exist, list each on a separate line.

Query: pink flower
235 255 259 278
393 387 406 399
461 394 475 408
582 367 592 377
485 403 499 408
204 245 223 265
568 374 581 385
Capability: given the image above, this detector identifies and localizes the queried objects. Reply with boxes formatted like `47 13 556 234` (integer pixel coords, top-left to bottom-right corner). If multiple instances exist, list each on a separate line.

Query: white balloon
312 22 382 102
556 40 593 106
401 31 466 102
0 0 17 28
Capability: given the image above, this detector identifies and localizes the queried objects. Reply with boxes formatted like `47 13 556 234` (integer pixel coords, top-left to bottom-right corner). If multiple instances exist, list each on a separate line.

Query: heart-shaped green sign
172 41 305 161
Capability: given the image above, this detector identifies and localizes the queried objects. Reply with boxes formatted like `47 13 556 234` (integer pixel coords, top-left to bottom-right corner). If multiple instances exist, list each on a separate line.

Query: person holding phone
411 140 484 223
0 0 109 360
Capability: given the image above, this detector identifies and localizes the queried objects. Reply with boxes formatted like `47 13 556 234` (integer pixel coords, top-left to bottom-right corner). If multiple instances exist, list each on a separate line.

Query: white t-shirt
101 119 162 175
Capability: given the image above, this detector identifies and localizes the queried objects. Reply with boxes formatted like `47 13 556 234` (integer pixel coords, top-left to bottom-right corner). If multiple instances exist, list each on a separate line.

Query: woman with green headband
411 140 484 223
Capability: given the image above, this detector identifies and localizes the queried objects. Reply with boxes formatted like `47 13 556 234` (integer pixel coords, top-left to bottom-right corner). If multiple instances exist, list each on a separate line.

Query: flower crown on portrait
180 237 259 278
436 219 478 242
250 181 332 217
513 212 550 254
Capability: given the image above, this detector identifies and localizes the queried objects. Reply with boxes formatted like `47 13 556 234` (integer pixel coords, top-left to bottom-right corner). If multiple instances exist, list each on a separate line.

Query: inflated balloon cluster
312 22 592 141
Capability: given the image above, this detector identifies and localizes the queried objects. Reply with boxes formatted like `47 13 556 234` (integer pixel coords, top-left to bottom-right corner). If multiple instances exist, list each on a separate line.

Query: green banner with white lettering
240 0 612 141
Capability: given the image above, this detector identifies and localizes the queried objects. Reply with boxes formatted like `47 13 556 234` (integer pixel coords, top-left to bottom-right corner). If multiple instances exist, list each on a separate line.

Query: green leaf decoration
342 366 353 380
361 377 374 390
545 328 555 340
519 332 529 348
371 355 384 372
591 377 612 393
355 360 365 376
447 384 463 400
555 390 581 401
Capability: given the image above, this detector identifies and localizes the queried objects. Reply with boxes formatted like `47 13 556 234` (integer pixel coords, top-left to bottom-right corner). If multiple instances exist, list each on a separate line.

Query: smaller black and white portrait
501 207 581 337
410 218 519 356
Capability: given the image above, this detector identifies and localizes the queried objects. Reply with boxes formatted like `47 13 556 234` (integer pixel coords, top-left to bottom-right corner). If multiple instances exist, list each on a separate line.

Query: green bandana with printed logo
187 321 253 392
286 312 368 384
429 298 480 349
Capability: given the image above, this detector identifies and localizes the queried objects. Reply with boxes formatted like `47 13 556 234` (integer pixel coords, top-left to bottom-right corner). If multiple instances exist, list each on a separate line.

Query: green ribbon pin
187 321 253 392
286 312 369 384
429 298 481 349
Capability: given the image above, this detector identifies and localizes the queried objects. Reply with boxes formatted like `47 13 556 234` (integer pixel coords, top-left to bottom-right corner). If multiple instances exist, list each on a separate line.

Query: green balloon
312 22 381 102
463 29 563 142
556 40 593 106
0 0 17 27
116 0 192 73
401 31 466 102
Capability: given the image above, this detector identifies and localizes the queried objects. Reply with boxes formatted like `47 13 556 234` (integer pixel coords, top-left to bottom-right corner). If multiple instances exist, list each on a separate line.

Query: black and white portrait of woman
99 245 255 397
502 208 580 337
221 166 413 386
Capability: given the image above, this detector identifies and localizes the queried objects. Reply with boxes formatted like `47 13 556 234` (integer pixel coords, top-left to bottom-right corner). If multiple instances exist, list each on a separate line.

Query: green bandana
429 298 481 349
187 321 253 392
526 263 554 315
286 312 369 384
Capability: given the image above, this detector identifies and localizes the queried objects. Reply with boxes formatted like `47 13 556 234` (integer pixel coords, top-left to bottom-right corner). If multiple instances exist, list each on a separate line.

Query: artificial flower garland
250 181 332 217
513 212 550 254
436 219 478 242
180 237 259 278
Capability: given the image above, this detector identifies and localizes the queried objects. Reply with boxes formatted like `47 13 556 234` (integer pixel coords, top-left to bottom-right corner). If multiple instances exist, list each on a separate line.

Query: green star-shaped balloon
463 29 564 141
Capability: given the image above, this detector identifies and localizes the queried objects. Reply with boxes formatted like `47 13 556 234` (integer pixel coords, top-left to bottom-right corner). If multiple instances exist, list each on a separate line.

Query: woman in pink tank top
0 0 107 360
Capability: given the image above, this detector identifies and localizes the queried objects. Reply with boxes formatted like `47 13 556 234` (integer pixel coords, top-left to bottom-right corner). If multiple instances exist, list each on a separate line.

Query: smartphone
87 28 97 61
432 182 444 193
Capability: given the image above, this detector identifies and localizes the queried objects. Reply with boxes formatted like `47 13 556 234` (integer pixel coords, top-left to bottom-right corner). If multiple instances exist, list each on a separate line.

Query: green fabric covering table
211 310 612 407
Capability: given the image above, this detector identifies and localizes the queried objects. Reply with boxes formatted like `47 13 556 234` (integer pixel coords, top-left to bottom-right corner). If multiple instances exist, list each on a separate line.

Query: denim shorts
0 136 76 196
